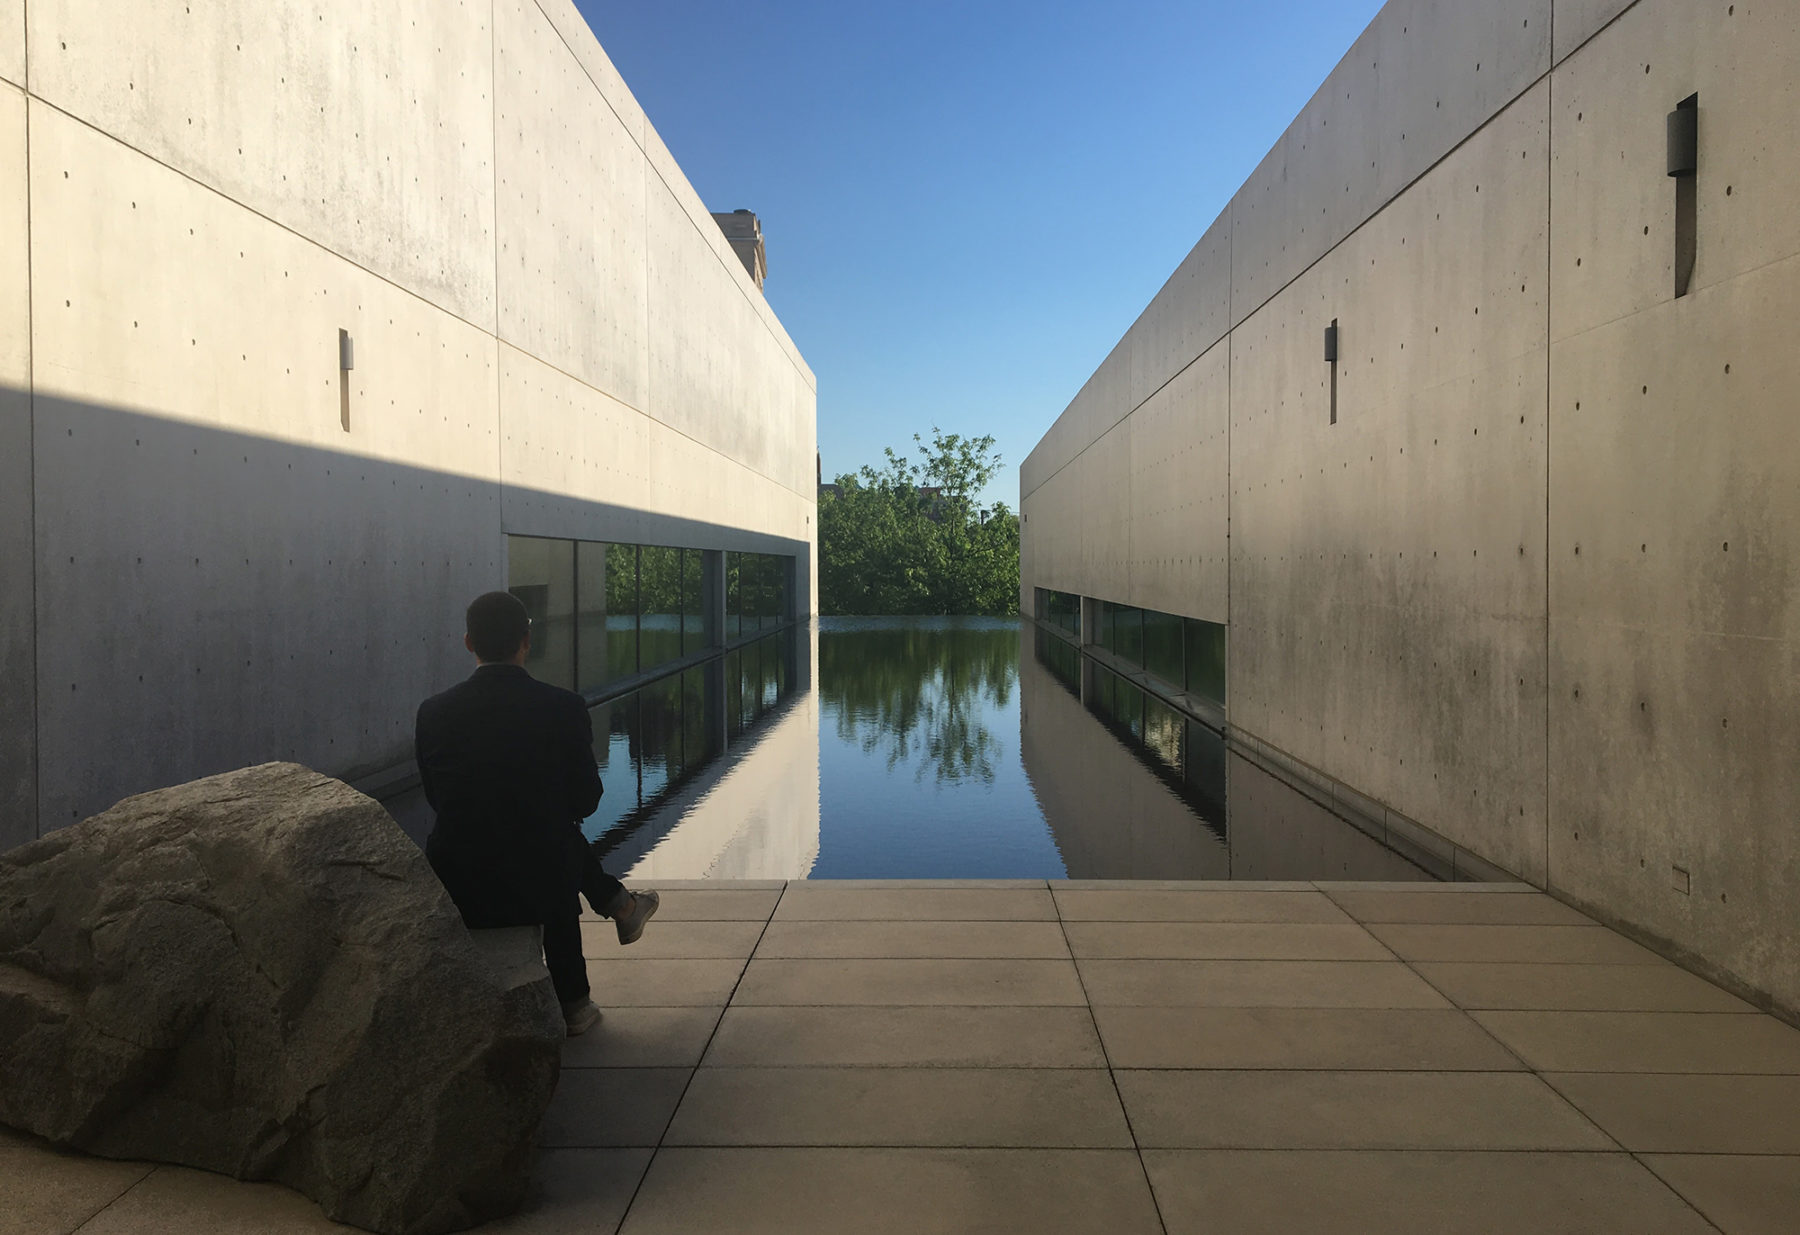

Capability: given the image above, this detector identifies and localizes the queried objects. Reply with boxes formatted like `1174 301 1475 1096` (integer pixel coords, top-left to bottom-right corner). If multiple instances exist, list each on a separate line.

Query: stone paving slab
1472 1010 1800 1073
733 957 1089 1006
1415 961 1758 1013
703 1005 1108 1068
1544 1073 1800 1154
753 919 1070 959
1075 958 1449 1008
579 919 765 959
1367 923 1667 964
619 1147 1164 1235
8 878 1795 1234
582 957 747 1006
1062 920 1390 960
772 887 1058 921
1052 888 1353 922
1324 889 1598 925
1641 1155 1800 1235
540 1069 691 1148
1141 1149 1717 1234
0 1129 154 1235
1114 1070 1613 1151
665 1067 1134 1148
1092 1006 1525 1071
58 1165 344 1235
558 1006 723 1068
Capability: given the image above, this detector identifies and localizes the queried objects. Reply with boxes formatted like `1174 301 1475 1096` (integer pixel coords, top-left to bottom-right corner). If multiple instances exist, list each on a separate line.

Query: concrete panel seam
1226 69 1552 340
1020 326 1231 503
23 61 36 838
1026 69 1554 503
26 95 506 364
1552 0 1645 69
495 341 816 502
523 0 814 392
1543 33 1554 890
490 0 506 528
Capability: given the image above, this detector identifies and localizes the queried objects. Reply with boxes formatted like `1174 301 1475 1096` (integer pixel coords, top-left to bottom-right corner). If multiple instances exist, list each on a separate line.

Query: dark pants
544 832 626 1006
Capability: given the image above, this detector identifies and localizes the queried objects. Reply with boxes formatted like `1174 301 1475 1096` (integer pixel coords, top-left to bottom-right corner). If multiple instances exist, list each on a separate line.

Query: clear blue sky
577 0 1384 508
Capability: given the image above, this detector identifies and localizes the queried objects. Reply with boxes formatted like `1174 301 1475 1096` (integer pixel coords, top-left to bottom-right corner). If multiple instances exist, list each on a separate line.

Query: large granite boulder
0 763 566 1234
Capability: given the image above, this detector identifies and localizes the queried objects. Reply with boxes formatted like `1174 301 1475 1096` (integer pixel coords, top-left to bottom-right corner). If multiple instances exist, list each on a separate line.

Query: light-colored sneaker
614 889 660 946
562 998 602 1037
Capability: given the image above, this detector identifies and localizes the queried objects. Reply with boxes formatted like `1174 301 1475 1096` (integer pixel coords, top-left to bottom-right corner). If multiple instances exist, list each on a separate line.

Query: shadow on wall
1 390 812 846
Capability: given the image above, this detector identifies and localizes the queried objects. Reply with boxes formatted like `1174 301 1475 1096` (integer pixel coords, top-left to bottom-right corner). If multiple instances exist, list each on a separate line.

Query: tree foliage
819 429 1021 616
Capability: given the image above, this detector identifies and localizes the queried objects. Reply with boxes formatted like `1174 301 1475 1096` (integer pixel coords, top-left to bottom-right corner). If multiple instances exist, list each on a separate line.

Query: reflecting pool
553 616 1442 882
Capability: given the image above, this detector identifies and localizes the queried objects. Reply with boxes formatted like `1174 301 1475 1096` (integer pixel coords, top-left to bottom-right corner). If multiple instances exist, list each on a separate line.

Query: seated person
415 590 657 1035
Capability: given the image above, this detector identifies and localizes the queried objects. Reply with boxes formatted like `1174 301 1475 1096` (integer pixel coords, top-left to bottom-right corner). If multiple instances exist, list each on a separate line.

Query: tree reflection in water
818 618 1018 786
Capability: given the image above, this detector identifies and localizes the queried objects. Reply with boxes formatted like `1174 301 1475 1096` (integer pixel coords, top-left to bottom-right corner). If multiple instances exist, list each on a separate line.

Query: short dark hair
466 591 530 662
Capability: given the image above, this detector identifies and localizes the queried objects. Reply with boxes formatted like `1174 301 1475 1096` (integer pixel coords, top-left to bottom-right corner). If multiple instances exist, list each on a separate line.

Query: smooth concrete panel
1126 345 1229 622
1228 26 1382 329
1123 217 1230 418
530 0 646 148
0 0 20 87
29 102 501 826
1550 0 1800 341
1548 252 1800 1017
497 344 811 551
0 82 30 846
646 172 813 497
494 0 648 408
643 119 812 387
29 0 497 327
1554 0 1635 64
1020 337 1134 508
1372 0 1550 205
1231 0 1547 328
1229 84 1551 882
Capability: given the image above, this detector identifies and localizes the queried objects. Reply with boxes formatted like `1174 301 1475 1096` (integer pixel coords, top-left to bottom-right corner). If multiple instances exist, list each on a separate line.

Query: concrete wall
3 1 816 839
0 77 31 851
1021 0 1800 1016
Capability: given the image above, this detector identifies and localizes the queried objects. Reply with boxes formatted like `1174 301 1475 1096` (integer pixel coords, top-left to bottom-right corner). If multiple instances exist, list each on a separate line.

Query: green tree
819 428 1021 616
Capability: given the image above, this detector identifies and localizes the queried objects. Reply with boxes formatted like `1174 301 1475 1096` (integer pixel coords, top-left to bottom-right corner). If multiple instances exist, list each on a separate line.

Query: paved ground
8 879 1800 1234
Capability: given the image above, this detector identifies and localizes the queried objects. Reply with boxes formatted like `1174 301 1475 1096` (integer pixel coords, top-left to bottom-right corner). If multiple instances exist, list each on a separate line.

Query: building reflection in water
585 624 821 880
1022 624 1435 881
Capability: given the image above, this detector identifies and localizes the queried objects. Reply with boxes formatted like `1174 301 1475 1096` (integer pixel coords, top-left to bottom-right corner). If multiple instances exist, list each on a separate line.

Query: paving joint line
1053 888 1171 1235
604 878 790 1234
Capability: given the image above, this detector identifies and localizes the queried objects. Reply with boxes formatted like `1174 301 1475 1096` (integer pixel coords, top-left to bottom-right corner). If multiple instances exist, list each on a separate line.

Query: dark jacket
415 664 602 928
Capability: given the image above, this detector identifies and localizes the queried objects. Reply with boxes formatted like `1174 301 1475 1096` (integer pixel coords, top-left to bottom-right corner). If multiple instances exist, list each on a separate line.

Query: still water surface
568 616 1437 882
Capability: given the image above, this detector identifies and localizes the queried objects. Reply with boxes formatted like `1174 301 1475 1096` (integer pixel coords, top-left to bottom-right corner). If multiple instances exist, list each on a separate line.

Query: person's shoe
562 998 602 1037
614 889 660 946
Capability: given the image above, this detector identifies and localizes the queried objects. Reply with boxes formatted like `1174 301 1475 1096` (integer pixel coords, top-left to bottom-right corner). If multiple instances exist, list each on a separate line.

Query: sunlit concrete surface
7 880 1799 1233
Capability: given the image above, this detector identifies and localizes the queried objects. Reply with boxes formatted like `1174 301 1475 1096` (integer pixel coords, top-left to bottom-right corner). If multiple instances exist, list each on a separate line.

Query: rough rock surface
0 762 566 1234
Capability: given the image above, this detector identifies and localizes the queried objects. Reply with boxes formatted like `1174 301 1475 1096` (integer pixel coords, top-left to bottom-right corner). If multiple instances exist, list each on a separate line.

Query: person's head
465 591 531 665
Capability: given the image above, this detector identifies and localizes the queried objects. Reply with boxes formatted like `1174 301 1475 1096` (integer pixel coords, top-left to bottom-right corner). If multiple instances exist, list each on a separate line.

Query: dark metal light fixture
1666 95 1698 178
1668 94 1698 297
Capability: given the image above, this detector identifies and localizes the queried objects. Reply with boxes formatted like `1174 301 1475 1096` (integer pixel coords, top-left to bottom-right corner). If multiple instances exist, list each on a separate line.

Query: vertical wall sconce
1667 94 1698 298
338 328 354 432
1324 319 1339 425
